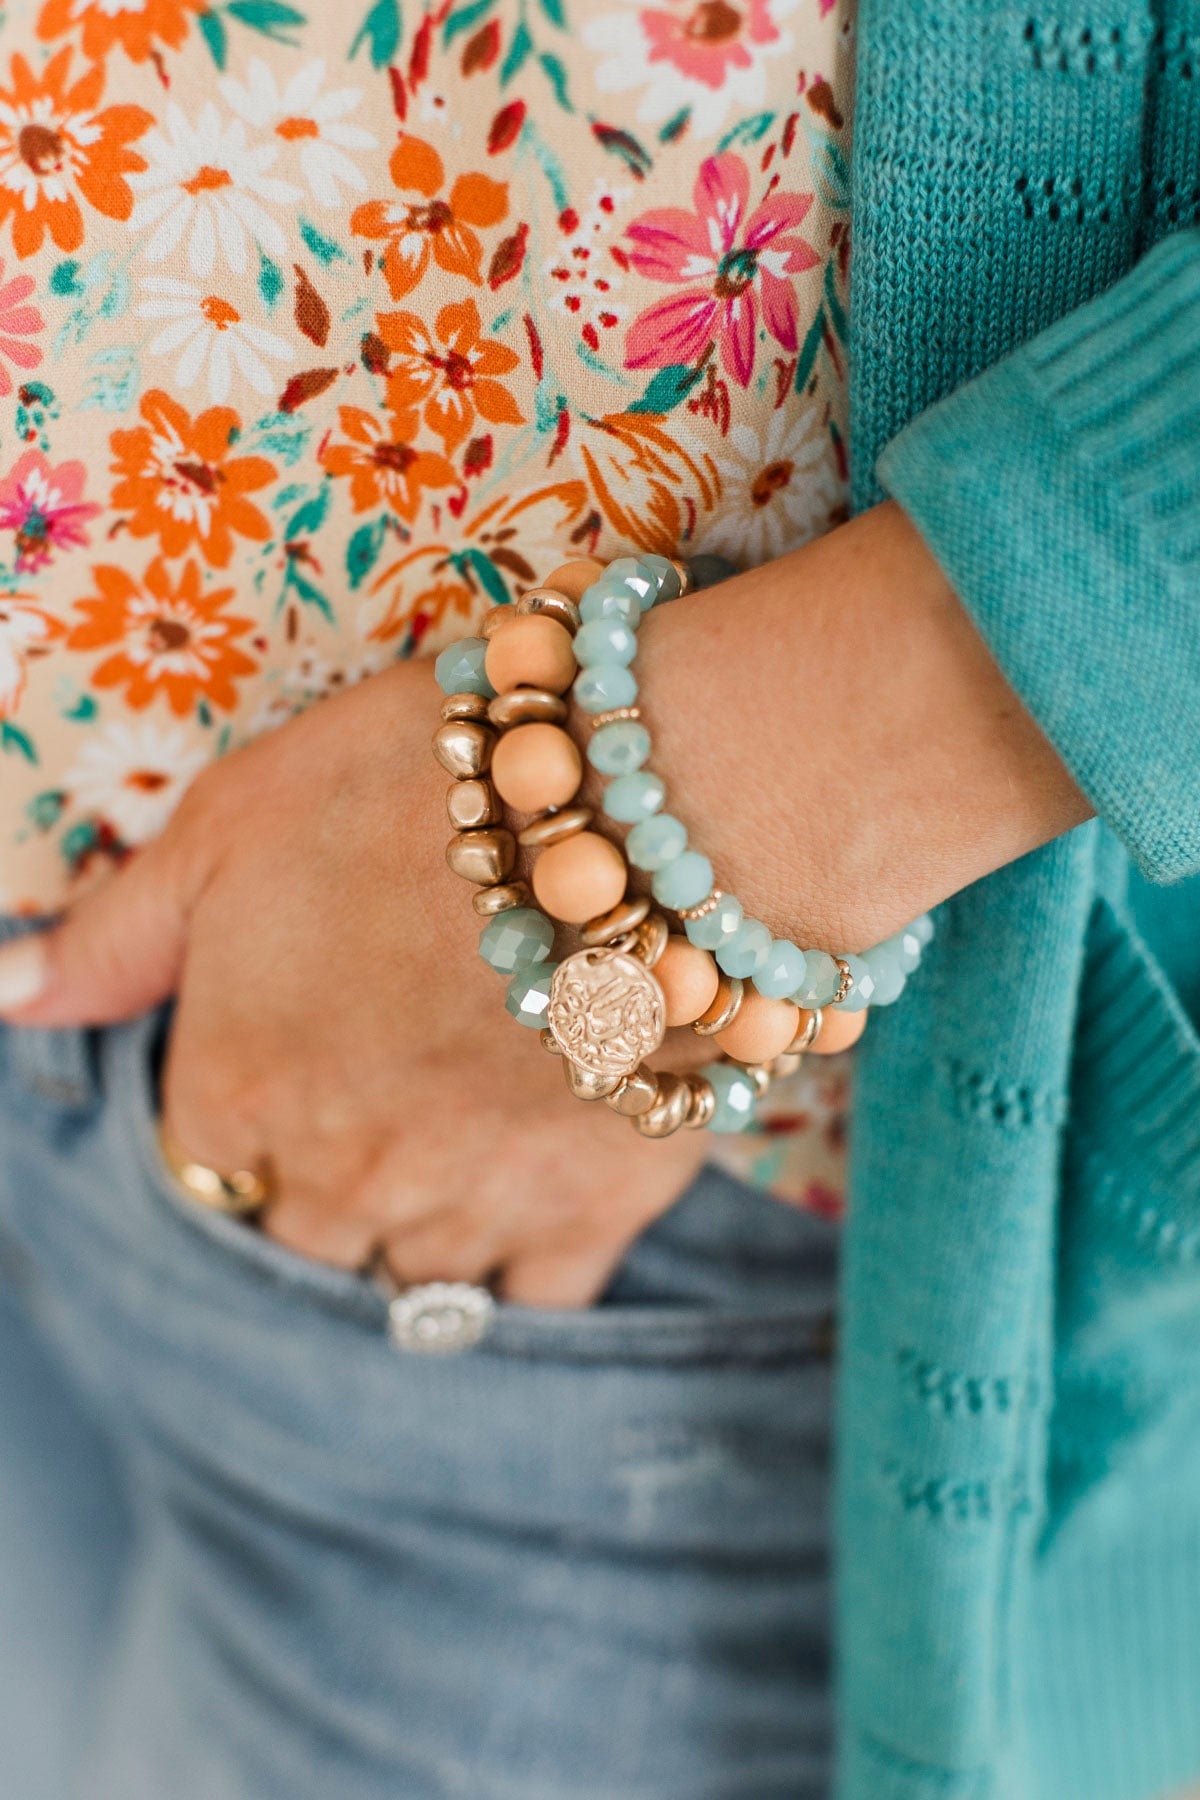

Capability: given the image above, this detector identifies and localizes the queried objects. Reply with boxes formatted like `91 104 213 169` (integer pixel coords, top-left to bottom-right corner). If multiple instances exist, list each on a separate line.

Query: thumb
0 830 197 1028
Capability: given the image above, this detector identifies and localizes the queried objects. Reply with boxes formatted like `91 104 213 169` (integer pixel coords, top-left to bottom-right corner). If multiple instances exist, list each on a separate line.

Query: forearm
628 503 1091 954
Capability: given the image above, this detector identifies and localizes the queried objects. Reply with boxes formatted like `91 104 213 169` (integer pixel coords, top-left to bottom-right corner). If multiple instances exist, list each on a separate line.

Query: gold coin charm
547 947 666 1083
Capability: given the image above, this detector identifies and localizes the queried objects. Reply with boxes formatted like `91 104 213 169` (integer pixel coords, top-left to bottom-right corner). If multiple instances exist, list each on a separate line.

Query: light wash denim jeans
0 969 836 1798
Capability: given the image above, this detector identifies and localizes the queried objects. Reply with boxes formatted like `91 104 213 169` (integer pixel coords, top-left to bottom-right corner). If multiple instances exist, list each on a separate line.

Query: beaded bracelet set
431 553 932 1139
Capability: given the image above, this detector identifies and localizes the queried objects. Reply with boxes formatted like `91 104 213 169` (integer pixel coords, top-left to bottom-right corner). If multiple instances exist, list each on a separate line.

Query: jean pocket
94 1007 835 1369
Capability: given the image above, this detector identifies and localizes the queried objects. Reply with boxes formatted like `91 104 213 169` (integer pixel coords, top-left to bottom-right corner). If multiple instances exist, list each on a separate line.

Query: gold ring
157 1122 272 1217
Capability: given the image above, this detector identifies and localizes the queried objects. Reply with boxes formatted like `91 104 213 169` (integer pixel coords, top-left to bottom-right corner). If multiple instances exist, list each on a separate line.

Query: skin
0 501 1091 1304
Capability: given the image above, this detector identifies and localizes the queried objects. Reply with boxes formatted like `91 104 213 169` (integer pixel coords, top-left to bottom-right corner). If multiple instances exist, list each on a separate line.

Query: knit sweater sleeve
875 226 1200 886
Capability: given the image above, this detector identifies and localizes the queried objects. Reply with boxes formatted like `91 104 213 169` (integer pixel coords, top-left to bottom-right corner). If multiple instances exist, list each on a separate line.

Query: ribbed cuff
878 229 1200 885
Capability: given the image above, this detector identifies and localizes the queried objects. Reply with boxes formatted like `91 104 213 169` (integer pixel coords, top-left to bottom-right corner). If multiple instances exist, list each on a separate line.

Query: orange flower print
0 593 64 719
0 50 151 259
321 405 458 522
67 556 257 716
381 298 523 455
110 390 275 568
352 134 507 301
37 0 204 66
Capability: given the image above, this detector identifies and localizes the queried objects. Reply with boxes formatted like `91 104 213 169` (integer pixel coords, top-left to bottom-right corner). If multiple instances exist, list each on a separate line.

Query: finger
380 1209 501 1290
0 829 204 1027
497 1240 624 1310
259 1193 380 1271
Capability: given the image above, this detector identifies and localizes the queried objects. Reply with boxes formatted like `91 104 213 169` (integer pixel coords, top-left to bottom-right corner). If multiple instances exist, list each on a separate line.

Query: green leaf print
225 0 306 43
628 364 706 414
793 303 825 394
537 0 565 25
538 50 571 109
443 0 496 46
26 791 66 833
501 18 532 84
258 249 285 308
283 482 332 540
288 567 336 621
347 517 388 590
459 548 511 609
350 0 403 65
1 722 37 764
299 218 349 267
197 8 229 66
716 111 773 153
823 256 848 344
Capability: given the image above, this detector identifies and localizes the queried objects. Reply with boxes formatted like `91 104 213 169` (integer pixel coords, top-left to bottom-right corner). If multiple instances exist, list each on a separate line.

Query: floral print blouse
0 0 854 1212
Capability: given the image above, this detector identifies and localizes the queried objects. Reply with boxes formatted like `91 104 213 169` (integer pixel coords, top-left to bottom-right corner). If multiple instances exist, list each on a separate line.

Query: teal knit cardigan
842 4 1200 1797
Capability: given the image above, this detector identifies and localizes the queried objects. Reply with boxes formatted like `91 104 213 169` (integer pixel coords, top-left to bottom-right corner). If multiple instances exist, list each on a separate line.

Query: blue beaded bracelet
573 552 933 1019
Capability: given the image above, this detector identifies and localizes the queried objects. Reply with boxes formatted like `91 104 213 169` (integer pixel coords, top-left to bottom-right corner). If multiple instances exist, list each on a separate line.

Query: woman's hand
0 501 1089 1298
0 659 705 1304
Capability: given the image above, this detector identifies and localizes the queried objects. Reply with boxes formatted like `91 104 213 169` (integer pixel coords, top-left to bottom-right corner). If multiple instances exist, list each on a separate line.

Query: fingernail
0 937 47 1014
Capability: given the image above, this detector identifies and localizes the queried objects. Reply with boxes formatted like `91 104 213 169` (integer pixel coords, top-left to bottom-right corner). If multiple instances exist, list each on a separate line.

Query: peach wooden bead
655 936 720 1028
715 991 801 1065
810 1007 868 1056
532 831 627 925
491 723 582 812
485 613 577 696
541 558 606 602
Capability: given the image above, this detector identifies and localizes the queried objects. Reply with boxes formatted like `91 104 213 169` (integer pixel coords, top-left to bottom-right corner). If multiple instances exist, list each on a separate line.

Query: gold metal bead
540 1027 563 1055
441 691 490 722
631 911 670 970
445 828 516 885
446 777 501 831
563 1058 622 1101
473 880 531 915
769 1051 804 1079
786 1008 823 1056
669 558 693 596
692 977 745 1037
740 1062 774 1098
517 806 593 848
580 893 651 947
683 1075 717 1130
676 887 723 922
514 587 582 634
481 606 512 639
588 705 642 730
633 1071 692 1138
832 958 853 1007
605 1063 659 1116
432 719 493 780
486 688 569 728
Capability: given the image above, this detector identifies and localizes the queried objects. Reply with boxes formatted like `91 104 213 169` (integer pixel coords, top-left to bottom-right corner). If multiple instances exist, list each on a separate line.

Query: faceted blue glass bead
838 953 877 1013
704 1062 757 1134
479 907 555 975
604 555 660 609
573 665 638 714
579 571 648 627
862 941 906 1007
626 812 687 871
755 939 808 1000
587 720 651 776
574 618 637 668
639 553 682 602
603 770 665 823
652 850 714 910
684 891 743 950
717 917 772 980
505 963 558 1028
434 637 494 698
793 949 841 1009
891 927 923 975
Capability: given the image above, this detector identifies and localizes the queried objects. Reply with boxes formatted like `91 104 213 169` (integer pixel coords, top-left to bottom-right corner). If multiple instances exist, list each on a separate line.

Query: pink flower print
641 0 782 89
0 262 44 397
0 450 101 574
624 152 817 388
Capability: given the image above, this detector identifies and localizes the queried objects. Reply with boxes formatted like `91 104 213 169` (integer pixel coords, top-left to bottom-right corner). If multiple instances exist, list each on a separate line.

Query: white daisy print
67 719 208 846
695 403 845 565
220 58 377 210
128 99 301 277
139 276 294 404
